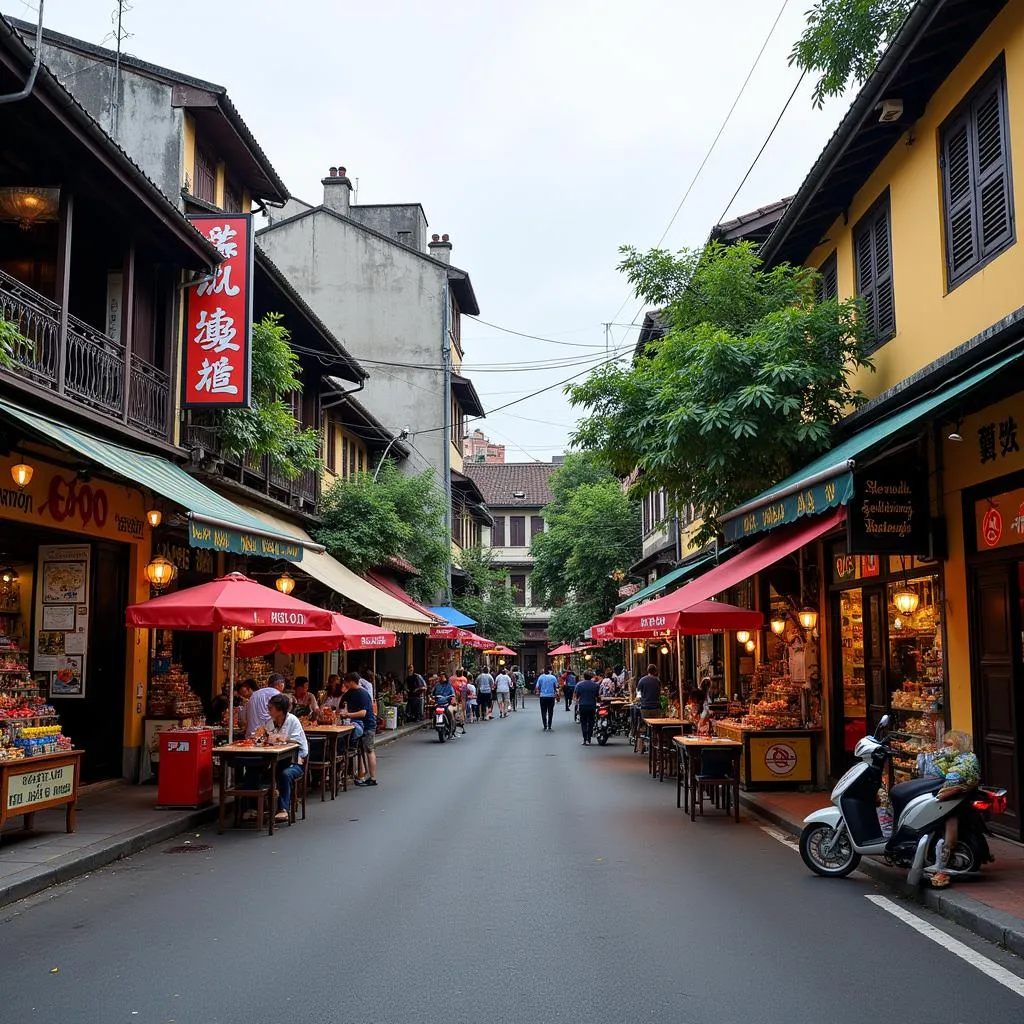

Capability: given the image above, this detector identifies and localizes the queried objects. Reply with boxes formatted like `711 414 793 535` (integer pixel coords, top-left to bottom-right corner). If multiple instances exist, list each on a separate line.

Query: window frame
940 55 1015 290
510 573 527 607
815 250 838 303
530 515 545 540
194 145 217 204
491 516 505 547
853 190 896 353
509 515 526 547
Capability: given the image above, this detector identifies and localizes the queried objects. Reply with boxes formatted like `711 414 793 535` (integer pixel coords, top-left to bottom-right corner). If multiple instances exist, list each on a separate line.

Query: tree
454 546 523 647
567 242 874 547
217 313 322 479
790 0 915 108
315 460 449 603
530 454 641 643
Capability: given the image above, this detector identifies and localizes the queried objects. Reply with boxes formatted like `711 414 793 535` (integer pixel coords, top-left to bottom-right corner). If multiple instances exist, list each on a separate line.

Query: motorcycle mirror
875 714 891 735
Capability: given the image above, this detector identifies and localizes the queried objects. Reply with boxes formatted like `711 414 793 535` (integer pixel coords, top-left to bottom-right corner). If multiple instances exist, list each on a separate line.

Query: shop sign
0 455 146 543
5 761 75 812
182 214 253 409
846 462 930 556
975 487 1024 551
748 736 812 784
429 626 461 640
724 475 853 543
187 518 303 563
156 539 216 576
976 415 1019 466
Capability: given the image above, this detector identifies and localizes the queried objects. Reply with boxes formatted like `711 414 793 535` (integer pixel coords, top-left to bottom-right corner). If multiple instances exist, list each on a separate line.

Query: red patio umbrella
610 599 762 638
458 630 494 650
235 612 397 657
483 645 517 657
125 572 334 744
547 643 575 657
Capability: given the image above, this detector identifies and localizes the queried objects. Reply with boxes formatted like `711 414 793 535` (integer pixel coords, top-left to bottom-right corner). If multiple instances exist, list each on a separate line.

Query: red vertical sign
183 213 253 408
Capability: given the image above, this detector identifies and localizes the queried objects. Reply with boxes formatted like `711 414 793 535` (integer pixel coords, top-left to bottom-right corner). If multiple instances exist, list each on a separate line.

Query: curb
741 793 1024 956
0 722 429 910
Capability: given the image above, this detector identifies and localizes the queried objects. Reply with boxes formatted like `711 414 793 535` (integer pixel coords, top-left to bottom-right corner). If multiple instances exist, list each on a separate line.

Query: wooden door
969 563 1022 838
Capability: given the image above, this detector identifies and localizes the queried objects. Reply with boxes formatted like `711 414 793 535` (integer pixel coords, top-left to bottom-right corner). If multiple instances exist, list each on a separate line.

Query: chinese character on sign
999 416 1020 458
193 307 239 353
195 357 238 395
207 224 239 259
196 265 240 298
978 423 997 464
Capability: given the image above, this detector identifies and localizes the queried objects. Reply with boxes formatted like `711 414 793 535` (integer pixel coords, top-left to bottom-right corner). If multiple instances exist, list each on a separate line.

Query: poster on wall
34 544 90 698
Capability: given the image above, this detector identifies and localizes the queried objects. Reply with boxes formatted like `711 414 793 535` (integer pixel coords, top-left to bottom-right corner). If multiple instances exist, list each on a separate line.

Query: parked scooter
799 715 1005 885
595 704 611 746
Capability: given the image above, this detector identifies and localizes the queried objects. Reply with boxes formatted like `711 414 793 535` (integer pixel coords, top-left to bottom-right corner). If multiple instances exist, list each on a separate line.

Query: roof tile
462 462 558 507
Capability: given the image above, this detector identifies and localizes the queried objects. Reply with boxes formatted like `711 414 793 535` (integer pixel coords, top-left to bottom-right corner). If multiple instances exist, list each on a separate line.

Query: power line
465 315 608 349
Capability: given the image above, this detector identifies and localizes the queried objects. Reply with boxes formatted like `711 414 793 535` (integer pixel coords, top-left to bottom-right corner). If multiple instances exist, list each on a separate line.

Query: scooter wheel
799 822 860 878
597 733 609 746
437 729 446 743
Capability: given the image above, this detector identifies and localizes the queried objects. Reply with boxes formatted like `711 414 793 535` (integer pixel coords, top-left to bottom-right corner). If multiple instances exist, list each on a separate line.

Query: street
2 704 1023 1024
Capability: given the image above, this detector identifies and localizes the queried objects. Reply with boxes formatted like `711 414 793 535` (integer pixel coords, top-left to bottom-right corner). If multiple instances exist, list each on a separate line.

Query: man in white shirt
245 674 285 738
476 670 495 720
265 693 308 822
494 669 512 719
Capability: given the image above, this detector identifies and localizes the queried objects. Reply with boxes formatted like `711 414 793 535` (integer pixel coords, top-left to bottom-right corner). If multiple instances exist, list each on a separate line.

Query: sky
9 0 851 462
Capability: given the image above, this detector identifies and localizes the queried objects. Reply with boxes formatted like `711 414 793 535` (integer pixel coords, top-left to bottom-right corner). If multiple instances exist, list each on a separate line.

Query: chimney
322 164 353 216
428 232 452 264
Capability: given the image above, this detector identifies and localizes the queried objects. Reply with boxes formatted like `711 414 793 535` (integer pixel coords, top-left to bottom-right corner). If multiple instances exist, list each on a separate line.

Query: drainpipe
442 278 453 601
0 1 44 106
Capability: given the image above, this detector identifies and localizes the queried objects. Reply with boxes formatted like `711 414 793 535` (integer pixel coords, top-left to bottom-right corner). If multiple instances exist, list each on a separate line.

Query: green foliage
315 460 449 604
567 242 874 547
530 454 641 643
454 546 523 647
218 313 322 479
790 0 915 108
0 318 29 368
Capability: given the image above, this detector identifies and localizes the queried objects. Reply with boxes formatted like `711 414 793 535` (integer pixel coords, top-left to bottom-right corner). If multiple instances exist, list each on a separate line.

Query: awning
365 572 443 623
428 605 477 628
720 352 1022 542
236 505 435 634
612 509 845 635
0 397 309 562
614 550 725 612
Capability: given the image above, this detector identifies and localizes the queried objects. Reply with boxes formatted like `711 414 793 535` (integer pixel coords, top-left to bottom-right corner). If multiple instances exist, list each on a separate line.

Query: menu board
34 544 90 698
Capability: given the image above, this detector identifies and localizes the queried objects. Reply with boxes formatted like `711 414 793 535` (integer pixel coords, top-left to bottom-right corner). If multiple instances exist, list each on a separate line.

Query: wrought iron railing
128 356 170 439
65 313 125 415
0 267 60 390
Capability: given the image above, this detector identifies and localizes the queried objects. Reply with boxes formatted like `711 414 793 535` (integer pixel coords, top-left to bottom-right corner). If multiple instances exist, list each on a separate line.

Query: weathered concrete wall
38 45 184 206
258 212 448 480
346 204 429 252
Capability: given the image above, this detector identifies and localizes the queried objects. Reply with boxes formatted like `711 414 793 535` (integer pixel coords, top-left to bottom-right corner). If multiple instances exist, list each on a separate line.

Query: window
941 59 1014 287
853 192 896 350
815 251 838 302
195 146 216 204
450 396 464 448
510 516 526 546
491 516 505 546
511 574 527 606
223 179 242 213
531 515 544 540
341 436 349 478
326 421 337 473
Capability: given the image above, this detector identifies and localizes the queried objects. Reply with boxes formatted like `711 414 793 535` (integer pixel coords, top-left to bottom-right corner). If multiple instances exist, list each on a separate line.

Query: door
969 563 1022 837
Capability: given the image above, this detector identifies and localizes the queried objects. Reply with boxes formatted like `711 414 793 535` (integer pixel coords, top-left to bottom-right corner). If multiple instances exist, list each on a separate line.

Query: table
303 724 355 799
642 718 687 780
673 736 743 822
214 743 299 835
0 750 82 840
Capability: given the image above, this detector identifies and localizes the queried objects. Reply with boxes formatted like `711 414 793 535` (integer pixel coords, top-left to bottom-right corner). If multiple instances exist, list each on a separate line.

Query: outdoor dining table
673 736 743 822
215 742 299 835
302 724 356 799
642 718 687 781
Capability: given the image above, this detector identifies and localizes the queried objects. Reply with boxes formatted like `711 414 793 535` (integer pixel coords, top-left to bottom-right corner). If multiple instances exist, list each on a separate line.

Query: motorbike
433 701 457 743
595 704 611 746
799 715 1006 886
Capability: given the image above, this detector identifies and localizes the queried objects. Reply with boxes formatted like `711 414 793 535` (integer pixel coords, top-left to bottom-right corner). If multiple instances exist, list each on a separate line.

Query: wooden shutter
943 115 977 277
854 195 895 349
492 516 505 546
531 515 545 539
975 82 1012 255
815 251 838 303
511 574 527 606
510 516 526 546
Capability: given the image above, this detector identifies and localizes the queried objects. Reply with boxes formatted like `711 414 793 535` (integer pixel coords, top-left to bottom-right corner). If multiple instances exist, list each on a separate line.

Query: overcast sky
12 0 850 462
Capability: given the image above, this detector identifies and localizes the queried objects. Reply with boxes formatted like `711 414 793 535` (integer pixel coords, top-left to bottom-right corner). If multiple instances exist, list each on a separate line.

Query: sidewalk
0 720 426 909
741 789 1024 956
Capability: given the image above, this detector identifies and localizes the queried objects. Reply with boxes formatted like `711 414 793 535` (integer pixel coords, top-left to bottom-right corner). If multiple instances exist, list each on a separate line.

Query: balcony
0 268 169 440
185 414 319 513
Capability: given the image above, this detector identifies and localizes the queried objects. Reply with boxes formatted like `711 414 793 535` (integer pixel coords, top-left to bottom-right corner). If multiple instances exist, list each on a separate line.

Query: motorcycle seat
889 776 943 820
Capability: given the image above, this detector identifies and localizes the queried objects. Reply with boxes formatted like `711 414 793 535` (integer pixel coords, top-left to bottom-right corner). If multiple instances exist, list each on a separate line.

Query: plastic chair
691 748 740 822
288 758 309 824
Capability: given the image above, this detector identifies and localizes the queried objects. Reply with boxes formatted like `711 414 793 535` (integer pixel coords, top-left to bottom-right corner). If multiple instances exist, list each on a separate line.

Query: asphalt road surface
2 700 1023 1024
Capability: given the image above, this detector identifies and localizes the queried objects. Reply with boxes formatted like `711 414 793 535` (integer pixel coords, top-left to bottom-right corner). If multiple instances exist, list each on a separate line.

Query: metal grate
164 843 213 854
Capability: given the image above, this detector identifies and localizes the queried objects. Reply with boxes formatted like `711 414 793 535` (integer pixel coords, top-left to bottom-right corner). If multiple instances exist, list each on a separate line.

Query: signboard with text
846 461 931 556
975 486 1024 552
183 214 253 409
187 518 303 563
723 475 853 543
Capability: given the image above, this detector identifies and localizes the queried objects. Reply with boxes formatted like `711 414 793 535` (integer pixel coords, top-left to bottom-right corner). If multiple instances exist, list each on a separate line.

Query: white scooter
799 716 1005 886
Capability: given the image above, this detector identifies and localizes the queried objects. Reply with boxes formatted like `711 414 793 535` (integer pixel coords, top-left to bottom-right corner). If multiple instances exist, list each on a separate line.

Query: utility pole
603 322 611 358
107 0 132 138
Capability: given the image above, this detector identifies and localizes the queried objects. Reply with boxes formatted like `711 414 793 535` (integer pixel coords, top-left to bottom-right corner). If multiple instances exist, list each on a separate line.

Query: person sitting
924 730 981 889
598 669 616 699
321 675 344 712
264 693 308 822
290 676 319 721
432 673 460 735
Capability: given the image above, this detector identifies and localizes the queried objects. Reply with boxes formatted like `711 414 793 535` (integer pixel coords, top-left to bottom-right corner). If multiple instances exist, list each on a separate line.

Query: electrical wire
465 315 609 349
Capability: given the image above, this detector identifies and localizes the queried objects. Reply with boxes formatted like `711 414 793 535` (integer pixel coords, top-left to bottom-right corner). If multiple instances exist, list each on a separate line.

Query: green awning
0 397 315 562
720 352 1022 543
615 551 722 612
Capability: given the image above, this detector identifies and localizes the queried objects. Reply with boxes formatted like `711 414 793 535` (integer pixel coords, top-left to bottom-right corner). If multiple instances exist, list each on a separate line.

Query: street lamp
144 554 177 591
373 427 411 481
275 572 296 595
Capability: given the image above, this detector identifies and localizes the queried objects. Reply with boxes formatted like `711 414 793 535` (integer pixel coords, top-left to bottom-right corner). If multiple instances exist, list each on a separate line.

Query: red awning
365 571 444 623
611 509 845 634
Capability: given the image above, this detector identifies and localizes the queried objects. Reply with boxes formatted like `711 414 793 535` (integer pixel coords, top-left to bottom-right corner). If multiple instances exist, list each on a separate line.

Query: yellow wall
805 0 1024 399
182 112 196 193
322 419 368 487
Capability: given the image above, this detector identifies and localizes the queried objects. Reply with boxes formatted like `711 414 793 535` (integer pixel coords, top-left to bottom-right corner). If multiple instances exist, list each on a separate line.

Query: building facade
463 429 505 464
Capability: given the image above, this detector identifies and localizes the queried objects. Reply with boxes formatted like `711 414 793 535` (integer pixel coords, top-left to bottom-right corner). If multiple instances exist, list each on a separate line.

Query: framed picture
42 604 75 631
42 561 88 604
50 656 84 698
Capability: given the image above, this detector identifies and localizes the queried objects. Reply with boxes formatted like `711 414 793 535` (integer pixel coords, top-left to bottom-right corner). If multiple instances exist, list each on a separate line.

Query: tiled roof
462 462 558 507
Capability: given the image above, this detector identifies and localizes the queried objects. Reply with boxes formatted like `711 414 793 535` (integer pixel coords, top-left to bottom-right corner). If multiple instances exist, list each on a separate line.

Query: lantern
659 643 670 656
892 586 920 616
10 462 33 489
736 630 751 645
634 641 646 654
744 639 756 653
143 554 177 590
798 606 818 631
146 509 163 528
275 572 296 595
770 615 787 635
1 566 18 585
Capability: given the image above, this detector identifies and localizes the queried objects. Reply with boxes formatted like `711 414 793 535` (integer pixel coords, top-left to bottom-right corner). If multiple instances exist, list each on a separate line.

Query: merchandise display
147 660 205 720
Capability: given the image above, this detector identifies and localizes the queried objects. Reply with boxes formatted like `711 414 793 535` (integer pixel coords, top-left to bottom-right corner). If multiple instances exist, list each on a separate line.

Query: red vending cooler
157 729 214 808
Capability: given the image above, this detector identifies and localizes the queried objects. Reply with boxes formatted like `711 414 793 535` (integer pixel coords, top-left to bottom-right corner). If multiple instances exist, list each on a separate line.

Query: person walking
573 670 601 745
536 664 558 731
405 664 426 722
476 668 495 720
562 667 577 712
508 665 519 712
494 667 512 718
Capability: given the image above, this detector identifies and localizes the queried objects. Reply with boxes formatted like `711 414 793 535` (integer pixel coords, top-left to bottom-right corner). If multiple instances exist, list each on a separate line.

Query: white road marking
761 825 799 850
866 895 1024 998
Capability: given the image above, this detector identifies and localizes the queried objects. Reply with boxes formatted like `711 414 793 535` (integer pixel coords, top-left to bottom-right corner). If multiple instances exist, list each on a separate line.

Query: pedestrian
339 671 378 786
573 669 601 745
536 664 558 730
494 667 512 718
526 669 536 694
476 667 495 720
405 664 427 722
507 665 518 711
562 667 577 712
634 663 663 751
